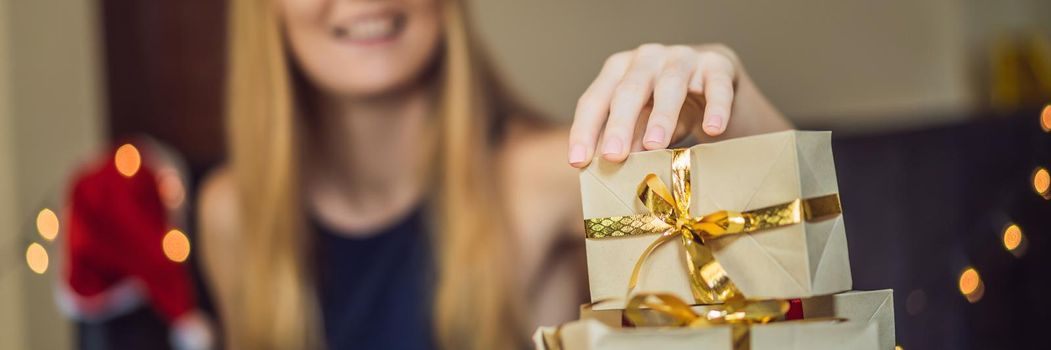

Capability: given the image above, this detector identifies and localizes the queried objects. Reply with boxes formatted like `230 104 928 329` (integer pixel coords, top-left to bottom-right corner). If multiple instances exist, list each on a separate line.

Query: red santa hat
57 140 214 350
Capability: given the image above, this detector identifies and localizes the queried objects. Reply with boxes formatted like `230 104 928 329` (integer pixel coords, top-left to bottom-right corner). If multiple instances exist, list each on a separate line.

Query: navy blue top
314 206 435 350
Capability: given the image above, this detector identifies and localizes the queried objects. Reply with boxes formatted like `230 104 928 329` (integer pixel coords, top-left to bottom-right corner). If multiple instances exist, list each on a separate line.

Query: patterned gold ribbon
584 148 843 304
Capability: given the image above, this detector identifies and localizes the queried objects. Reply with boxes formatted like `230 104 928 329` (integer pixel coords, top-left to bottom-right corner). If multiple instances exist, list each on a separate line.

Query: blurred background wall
471 0 1051 131
1 0 105 349
0 1 22 349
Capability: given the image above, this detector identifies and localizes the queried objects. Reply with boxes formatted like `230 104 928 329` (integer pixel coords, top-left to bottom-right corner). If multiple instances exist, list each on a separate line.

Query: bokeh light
1002 223 1026 257
958 268 980 294
964 282 985 303
26 243 49 274
114 143 141 178
157 167 186 209
905 289 926 316
36 208 60 241
1034 167 1050 199
163 229 191 263
959 267 985 303
1041 104 1051 132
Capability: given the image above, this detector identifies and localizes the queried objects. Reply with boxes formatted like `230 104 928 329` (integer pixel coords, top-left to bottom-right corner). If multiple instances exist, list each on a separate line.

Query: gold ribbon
624 293 792 350
584 148 843 304
543 294 842 350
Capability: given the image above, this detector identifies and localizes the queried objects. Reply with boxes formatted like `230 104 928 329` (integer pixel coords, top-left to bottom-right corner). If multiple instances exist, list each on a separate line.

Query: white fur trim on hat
55 278 146 322
170 310 215 350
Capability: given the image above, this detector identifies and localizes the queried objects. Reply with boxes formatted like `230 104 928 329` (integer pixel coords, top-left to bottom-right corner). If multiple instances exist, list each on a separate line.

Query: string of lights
0 190 62 281
953 104 1050 310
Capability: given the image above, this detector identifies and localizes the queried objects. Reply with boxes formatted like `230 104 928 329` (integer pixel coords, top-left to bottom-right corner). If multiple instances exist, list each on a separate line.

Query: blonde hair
225 0 528 348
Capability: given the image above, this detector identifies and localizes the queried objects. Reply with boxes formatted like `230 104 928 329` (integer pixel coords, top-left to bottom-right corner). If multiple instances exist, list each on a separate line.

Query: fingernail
569 144 586 164
704 115 724 134
643 125 666 148
602 137 623 155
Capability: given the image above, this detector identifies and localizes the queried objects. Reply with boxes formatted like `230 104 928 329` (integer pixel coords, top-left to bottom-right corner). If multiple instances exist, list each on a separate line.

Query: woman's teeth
346 17 397 41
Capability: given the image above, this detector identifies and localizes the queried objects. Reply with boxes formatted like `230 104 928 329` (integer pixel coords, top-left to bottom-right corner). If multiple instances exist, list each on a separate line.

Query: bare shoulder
497 116 584 246
498 119 589 326
198 165 241 246
498 118 579 196
196 166 241 314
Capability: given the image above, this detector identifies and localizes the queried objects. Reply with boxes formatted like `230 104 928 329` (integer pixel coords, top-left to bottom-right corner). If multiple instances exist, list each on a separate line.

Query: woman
198 0 791 349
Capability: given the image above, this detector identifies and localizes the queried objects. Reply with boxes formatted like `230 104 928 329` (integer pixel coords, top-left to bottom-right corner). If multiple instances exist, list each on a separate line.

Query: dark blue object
314 206 435 350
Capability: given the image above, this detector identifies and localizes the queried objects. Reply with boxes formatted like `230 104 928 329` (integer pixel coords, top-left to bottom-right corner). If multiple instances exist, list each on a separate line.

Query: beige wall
470 0 1049 132
0 0 26 348
2 0 105 348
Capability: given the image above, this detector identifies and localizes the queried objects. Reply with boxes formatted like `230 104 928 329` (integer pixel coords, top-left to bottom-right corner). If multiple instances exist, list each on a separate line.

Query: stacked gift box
535 131 896 350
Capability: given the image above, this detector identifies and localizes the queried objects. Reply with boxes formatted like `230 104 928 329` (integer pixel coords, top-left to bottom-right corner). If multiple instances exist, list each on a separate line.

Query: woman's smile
331 10 408 46
284 0 442 96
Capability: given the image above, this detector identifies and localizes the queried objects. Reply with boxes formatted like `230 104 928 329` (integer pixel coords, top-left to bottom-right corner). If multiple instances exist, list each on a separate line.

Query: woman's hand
568 43 790 167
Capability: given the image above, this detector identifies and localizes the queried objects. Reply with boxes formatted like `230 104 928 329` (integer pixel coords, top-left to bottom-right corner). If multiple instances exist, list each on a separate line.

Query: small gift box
574 289 896 350
533 318 878 350
580 130 851 309
802 289 896 350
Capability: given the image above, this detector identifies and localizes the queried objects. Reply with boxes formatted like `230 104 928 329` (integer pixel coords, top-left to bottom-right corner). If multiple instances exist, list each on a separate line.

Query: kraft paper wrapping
580 131 852 309
533 318 878 350
575 289 896 350
803 289 896 350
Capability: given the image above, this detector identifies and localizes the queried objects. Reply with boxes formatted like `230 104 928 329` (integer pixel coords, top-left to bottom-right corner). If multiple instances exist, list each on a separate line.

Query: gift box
533 318 878 350
575 289 896 350
580 130 851 309
802 289 896 350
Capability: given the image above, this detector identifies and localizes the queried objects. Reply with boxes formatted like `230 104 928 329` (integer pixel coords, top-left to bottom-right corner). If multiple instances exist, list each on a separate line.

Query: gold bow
625 293 790 350
623 293 787 328
584 148 843 303
542 293 842 350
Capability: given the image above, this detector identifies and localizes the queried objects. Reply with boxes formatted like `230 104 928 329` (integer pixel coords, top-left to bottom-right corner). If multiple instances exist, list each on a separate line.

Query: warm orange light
964 282 985 303
895 346 904 350
157 167 185 209
1041 104 1051 132
1003 224 1023 251
36 208 59 241
114 143 141 178
959 268 980 294
26 243 49 274
163 229 191 263
959 267 984 303
1034 167 1050 198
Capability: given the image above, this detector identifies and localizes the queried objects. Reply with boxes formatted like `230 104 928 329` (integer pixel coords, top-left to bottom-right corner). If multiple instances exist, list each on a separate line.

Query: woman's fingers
644 46 695 150
601 44 665 162
569 52 631 167
571 44 744 167
697 53 736 136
